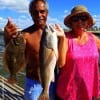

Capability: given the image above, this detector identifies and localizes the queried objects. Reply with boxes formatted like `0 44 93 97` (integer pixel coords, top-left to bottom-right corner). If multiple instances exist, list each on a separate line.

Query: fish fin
51 72 55 82
38 92 49 100
2 50 9 71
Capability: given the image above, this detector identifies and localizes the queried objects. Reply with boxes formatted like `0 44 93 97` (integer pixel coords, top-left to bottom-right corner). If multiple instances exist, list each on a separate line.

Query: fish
2 32 26 84
38 25 58 100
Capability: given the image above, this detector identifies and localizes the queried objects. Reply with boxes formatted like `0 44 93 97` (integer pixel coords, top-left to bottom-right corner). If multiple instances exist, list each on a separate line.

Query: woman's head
64 5 94 29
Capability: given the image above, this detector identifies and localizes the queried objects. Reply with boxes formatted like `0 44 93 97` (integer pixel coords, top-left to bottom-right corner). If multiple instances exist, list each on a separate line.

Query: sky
0 0 100 29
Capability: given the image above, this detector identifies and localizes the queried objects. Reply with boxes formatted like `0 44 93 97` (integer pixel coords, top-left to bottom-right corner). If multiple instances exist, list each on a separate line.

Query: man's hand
4 17 18 37
4 17 18 45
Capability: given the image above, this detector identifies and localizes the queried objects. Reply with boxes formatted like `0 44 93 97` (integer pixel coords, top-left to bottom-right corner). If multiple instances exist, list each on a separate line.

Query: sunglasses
71 15 88 22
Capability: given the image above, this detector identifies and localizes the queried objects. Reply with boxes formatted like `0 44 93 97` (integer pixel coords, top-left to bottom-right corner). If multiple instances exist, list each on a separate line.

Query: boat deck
0 75 24 100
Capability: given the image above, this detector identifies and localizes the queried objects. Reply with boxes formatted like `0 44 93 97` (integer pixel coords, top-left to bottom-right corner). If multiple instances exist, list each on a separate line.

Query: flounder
2 32 26 84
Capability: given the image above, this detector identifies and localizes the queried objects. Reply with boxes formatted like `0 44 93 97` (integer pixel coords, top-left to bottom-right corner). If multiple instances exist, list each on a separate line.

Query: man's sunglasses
71 15 88 22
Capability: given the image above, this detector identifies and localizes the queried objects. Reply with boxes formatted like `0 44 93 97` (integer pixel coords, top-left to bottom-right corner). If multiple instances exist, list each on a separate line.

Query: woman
56 5 100 100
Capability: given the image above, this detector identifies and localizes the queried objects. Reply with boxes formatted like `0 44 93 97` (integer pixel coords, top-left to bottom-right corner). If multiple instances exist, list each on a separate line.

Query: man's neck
33 24 46 30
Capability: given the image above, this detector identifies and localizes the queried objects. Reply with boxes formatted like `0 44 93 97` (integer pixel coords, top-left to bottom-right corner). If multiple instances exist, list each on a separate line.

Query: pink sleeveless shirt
56 32 99 100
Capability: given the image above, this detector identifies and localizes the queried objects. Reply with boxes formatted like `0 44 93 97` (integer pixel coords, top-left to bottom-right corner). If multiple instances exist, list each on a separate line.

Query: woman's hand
49 24 65 38
48 24 67 67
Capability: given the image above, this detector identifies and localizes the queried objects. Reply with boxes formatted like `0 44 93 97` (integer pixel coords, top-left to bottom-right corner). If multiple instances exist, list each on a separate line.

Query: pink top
56 32 99 100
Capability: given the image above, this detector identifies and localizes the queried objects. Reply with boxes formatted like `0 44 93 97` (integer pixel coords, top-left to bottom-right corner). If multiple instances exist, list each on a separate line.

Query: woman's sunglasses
71 15 88 22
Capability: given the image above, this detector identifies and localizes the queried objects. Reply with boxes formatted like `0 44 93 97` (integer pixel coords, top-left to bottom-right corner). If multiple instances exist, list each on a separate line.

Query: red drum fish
39 25 58 100
2 32 26 84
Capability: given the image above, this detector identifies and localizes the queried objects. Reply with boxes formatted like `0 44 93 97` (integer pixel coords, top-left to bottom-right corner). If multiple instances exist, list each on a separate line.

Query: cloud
47 16 64 27
0 14 65 29
64 10 68 13
93 15 100 27
0 15 32 29
0 17 7 28
47 16 60 24
0 0 30 13
1 14 100 29
0 17 3 21
10 15 33 29
0 0 100 29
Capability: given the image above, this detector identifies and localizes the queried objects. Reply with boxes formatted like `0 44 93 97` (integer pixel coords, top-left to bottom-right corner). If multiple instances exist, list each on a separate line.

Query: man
4 0 66 100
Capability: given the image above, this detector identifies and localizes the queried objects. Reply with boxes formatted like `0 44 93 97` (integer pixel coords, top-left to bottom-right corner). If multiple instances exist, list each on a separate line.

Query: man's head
29 0 48 28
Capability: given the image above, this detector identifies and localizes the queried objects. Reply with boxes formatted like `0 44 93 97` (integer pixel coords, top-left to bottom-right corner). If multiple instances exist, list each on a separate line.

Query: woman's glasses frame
71 15 88 22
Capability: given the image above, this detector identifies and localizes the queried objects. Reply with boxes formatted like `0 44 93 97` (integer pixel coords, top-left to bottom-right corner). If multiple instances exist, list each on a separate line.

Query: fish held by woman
2 32 26 84
38 25 58 100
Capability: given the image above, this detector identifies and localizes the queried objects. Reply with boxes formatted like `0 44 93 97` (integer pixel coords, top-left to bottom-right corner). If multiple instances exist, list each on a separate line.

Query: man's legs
24 77 56 100
24 77 42 100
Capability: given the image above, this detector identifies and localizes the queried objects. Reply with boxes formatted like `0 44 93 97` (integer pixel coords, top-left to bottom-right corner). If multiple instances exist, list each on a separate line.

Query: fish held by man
38 25 58 100
2 32 26 84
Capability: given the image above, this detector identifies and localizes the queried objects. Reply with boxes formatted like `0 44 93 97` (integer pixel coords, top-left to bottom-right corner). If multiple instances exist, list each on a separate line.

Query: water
0 32 25 88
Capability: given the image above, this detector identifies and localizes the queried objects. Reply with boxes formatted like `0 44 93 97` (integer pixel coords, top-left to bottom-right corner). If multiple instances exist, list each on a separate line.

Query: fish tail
7 74 17 85
38 92 49 100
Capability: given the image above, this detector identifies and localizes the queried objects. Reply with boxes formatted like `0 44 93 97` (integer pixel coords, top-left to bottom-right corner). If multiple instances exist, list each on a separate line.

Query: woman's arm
92 34 100 51
57 36 68 68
